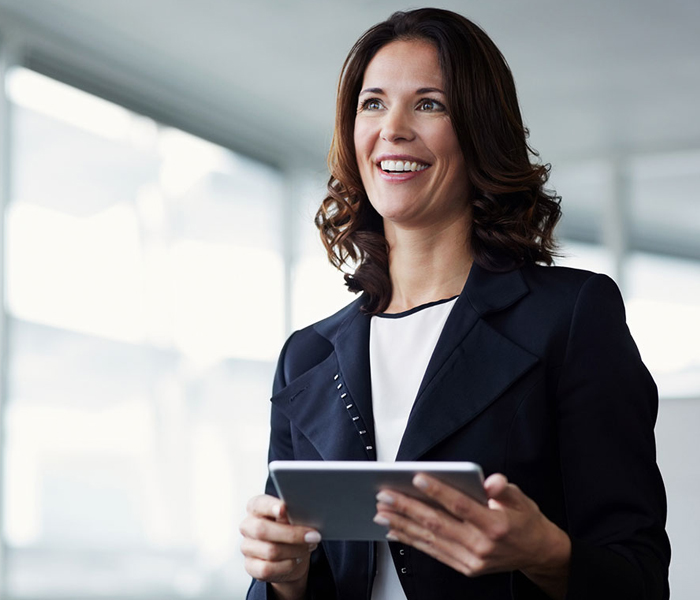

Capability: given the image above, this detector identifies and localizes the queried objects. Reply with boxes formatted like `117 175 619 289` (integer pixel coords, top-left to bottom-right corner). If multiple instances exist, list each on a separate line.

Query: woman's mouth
378 159 430 173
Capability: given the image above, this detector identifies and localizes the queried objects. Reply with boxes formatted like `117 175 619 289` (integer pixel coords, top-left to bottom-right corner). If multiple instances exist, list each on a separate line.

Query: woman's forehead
360 40 444 92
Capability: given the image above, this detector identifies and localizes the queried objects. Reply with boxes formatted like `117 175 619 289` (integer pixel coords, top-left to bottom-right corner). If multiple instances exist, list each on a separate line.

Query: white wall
656 397 700 600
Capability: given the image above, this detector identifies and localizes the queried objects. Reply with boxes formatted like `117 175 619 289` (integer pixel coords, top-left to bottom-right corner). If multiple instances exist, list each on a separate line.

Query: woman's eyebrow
358 86 445 95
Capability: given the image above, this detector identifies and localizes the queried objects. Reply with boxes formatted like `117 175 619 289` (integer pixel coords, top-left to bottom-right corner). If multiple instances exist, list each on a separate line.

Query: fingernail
304 531 321 544
376 491 395 505
413 475 429 490
308 543 318 552
386 532 399 542
374 515 390 527
273 504 282 518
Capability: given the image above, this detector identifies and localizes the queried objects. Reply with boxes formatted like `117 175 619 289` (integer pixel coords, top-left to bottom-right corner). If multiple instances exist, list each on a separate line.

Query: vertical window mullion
0 33 21 598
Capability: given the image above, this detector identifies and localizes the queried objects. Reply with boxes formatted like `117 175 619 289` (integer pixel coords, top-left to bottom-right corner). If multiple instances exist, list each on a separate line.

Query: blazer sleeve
555 274 670 599
246 332 337 600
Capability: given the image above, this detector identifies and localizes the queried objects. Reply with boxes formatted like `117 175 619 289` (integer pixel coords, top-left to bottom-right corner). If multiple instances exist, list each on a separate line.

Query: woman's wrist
521 523 572 600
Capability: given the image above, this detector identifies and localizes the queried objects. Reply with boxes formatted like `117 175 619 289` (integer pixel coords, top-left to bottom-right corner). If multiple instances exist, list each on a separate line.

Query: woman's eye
360 98 383 111
418 98 444 112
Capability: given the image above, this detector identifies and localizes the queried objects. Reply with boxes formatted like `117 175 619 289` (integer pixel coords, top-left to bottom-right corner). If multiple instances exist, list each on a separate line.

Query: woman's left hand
374 473 571 599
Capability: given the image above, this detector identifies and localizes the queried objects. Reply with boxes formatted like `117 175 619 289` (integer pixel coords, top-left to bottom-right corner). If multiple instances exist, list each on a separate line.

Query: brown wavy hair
315 8 561 314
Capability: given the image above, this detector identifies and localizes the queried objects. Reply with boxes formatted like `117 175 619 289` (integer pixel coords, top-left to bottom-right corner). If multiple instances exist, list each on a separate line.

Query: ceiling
0 0 699 252
2 0 699 165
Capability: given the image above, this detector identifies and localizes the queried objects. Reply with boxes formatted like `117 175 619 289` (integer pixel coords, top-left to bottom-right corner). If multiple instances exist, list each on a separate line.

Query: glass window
629 150 700 255
625 253 700 399
549 159 612 244
554 239 615 279
4 68 282 597
291 173 354 331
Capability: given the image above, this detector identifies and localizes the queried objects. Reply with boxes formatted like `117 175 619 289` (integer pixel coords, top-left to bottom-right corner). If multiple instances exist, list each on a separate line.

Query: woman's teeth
380 160 429 172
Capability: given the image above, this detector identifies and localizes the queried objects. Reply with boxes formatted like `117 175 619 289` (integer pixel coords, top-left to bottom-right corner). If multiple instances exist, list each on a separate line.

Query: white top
369 297 458 600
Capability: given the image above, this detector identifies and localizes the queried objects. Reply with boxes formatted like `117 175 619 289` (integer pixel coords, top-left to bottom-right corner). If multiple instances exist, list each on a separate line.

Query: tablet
269 460 486 541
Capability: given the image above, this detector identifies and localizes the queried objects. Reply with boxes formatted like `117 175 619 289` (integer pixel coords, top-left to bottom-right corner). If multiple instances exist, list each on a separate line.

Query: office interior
0 0 698 598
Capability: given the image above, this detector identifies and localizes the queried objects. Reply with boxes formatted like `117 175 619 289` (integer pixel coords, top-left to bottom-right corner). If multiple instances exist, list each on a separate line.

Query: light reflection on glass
4 67 282 597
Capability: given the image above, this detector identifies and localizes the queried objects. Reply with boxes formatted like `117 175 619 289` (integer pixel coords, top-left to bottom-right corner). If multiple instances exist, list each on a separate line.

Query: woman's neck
384 214 473 314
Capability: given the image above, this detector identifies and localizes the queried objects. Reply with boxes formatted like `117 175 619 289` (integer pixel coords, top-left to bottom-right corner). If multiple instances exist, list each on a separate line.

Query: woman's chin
377 210 422 230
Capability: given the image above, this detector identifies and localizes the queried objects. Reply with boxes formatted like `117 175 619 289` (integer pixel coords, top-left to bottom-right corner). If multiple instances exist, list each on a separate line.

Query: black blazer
247 264 670 600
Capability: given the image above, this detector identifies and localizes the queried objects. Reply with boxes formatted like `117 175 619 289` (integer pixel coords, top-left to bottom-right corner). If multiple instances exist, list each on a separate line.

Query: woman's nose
380 108 415 143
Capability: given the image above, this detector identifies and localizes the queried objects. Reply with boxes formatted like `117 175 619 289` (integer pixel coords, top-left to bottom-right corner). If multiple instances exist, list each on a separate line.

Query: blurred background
0 0 697 598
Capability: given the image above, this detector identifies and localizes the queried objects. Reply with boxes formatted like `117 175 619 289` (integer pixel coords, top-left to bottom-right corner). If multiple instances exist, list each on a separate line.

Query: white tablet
269 460 486 541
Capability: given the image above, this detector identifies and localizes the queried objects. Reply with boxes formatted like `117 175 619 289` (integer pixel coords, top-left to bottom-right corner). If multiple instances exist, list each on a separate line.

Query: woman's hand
374 473 571 600
240 494 321 600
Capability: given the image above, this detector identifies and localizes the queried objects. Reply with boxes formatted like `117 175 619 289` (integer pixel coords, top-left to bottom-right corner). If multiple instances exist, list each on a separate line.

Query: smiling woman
354 40 469 227
316 9 561 314
351 40 472 314
240 8 670 600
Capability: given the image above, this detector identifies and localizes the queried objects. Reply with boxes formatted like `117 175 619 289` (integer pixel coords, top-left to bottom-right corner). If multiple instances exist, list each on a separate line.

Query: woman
240 8 670 600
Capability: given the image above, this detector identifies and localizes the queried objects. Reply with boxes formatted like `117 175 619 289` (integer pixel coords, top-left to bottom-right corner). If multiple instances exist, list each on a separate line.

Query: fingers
247 494 286 521
375 488 480 547
484 473 509 497
411 474 491 526
373 490 489 577
240 521 315 583
484 474 529 511
244 553 311 584
382 523 480 577
241 537 318 562
240 513 321 545
241 494 321 585
243 494 321 543
375 474 558 579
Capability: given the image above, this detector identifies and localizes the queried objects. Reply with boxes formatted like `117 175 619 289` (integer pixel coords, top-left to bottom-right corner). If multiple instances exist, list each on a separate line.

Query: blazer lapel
270 297 377 461
271 266 538 463
396 265 539 460
332 306 376 446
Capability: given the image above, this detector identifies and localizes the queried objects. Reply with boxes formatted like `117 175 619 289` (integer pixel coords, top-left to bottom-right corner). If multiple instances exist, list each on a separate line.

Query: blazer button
399 549 405 556
400 567 408 574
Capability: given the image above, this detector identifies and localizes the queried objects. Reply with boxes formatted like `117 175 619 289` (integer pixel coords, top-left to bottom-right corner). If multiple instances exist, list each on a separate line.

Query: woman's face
353 39 470 231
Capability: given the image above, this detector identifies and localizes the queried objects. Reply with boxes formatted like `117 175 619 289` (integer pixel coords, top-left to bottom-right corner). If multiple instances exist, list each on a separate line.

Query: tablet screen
269 461 485 541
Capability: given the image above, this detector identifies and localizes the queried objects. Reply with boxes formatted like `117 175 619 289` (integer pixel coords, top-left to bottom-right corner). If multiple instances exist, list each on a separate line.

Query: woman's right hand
240 494 321 600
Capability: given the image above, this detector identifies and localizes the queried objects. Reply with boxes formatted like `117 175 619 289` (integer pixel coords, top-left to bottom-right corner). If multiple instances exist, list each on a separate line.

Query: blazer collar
275 264 536 461
269 295 376 461
416 263 529 400
464 262 529 316
313 263 529 339
315 263 529 327
325 301 375 445
394 264 536 459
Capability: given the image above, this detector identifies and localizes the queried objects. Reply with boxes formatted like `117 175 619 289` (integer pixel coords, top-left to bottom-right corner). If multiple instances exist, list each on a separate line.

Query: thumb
485 473 520 508
275 502 291 523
